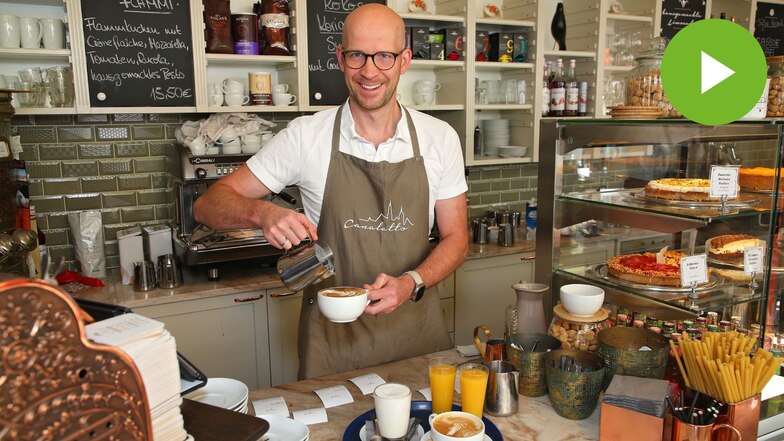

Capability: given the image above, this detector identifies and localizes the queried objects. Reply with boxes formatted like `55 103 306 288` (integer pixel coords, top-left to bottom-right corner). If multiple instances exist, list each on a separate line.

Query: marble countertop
72 237 535 309
248 348 599 440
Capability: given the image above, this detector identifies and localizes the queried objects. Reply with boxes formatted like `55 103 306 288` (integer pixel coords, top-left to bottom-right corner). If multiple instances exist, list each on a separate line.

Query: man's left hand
363 273 415 314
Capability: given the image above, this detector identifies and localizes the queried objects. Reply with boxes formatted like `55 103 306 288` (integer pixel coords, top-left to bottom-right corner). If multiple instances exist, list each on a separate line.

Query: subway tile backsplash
13 113 539 271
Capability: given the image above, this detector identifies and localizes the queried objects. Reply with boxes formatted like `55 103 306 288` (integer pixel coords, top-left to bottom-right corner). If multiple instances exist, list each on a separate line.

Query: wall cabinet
454 252 534 346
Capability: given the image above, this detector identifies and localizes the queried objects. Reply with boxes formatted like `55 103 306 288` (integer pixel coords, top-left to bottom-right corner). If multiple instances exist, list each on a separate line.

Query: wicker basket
544 349 605 420
596 327 669 389
506 333 561 397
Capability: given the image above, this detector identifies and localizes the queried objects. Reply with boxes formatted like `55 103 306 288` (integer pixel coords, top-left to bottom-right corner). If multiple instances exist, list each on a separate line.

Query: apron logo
343 201 413 232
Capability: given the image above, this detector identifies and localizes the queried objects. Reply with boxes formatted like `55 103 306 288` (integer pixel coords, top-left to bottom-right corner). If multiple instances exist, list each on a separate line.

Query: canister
232 13 259 55
249 71 272 105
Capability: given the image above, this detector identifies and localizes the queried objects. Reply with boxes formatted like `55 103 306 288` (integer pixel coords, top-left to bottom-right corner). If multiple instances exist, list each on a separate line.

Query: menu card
253 396 289 417
349 373 386 395
293 407 329 425
314 385 354 408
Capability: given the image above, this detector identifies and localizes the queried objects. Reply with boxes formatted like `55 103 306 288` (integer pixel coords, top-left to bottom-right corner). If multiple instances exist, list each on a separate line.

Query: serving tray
342 401 504 441
627 191 759 208
593 263 717 293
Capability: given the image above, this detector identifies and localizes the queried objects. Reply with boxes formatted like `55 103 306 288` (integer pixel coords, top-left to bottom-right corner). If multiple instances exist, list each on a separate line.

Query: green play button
661 19 768 125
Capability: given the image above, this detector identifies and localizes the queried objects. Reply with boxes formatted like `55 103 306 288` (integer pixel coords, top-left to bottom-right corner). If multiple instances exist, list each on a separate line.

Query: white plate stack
497 145 528 158
184 378 249 414
481 119 510 156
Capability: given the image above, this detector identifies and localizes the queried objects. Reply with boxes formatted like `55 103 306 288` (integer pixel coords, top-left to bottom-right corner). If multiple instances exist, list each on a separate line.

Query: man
194 4 468 379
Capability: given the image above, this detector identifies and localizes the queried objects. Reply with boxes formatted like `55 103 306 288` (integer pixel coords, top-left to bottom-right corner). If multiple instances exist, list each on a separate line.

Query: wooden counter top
249 349 600 440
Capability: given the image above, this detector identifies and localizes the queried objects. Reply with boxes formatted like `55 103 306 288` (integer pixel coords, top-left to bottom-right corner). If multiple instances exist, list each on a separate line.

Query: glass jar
768 56 784 117
547 304 608 353
625 37 679 117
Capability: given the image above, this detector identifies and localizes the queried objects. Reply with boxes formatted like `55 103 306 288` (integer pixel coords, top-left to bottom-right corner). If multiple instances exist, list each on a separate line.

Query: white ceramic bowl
559 284 604 316
317 287 370 323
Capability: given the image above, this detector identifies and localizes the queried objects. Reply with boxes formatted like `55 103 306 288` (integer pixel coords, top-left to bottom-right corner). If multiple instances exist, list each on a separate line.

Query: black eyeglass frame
340 50 405 71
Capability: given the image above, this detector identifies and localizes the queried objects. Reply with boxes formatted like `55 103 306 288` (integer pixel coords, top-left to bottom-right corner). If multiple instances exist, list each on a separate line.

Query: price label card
348 373 385 395
680 254 709 286
292 407 328 425
744 246 765 275
709 165 740 198
252 396 289 417
314 385 354 408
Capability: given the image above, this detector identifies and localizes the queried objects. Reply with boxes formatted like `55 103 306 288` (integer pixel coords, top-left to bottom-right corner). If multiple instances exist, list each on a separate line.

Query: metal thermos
157 254 183 289
472 220 489 244
133 261 157 292
498 223 515 247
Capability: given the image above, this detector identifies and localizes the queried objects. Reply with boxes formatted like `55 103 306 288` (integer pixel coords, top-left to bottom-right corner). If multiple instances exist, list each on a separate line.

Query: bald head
342 4 406 51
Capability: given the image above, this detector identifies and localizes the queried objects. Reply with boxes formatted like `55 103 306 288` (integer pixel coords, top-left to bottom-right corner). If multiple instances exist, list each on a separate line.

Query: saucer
359 424 424 441
257 414 309 441
422 431 491 441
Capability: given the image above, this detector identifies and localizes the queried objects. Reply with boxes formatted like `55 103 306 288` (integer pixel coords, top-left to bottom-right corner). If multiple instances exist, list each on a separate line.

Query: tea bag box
143 225 174 267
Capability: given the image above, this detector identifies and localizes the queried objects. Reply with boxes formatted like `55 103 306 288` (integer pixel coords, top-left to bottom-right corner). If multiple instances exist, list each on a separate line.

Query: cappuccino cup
317 286 370 323
428 411 485 441
272 83 289 93
224 93 249 106
272 92 296 106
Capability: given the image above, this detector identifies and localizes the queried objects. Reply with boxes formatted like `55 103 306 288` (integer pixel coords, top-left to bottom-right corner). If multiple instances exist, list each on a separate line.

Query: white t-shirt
246 101 468 229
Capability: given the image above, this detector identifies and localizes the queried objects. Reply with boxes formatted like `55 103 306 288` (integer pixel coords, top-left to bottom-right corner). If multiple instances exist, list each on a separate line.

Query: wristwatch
404 270 426 303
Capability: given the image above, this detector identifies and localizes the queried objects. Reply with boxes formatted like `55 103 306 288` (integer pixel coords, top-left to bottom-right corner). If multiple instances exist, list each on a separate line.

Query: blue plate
342 401 504 441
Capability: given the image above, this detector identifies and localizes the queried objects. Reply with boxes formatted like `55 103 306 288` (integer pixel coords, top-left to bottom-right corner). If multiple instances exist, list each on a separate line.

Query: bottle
578 81 588 116
542 62 552 116
548 58 566 117
473 125 483 155
525 197 537 241
564 59 579 116
551 2 567 51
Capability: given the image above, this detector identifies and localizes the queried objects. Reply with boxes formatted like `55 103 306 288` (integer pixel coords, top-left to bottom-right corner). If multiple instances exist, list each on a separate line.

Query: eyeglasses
341 50 402 71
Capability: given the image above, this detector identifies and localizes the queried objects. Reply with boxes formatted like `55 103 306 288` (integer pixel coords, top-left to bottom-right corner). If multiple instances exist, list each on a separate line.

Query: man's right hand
259 203 318 250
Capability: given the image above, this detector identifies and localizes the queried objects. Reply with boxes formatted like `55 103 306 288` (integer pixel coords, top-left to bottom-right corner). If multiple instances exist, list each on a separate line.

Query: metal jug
133 261 157 292
484 360 519 416
157 254 183 289
277 241 335 291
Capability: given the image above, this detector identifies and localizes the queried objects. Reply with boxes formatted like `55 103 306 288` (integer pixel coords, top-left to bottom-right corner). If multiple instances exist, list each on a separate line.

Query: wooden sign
660 0 707 42
306 0 385 106
754 2 784 57
80 0 196 107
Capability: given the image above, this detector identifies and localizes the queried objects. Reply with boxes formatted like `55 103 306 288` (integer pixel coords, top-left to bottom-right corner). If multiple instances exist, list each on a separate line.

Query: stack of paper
603 375 670 418
86 313 188 441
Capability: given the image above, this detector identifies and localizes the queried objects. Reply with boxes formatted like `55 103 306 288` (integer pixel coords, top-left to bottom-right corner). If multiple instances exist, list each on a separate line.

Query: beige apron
297 105 451 379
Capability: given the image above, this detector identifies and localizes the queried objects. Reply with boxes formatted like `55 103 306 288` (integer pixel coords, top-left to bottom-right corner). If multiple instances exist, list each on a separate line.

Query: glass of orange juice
429 357 457 414
459 362 489 418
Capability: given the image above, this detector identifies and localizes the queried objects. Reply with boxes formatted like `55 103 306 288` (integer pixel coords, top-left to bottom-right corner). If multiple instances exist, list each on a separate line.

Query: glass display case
535 119 784 345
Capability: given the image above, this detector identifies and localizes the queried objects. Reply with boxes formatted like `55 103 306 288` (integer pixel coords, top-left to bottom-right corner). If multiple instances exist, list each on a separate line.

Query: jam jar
768 56 784 117
625 37 679 117
548 304 609 353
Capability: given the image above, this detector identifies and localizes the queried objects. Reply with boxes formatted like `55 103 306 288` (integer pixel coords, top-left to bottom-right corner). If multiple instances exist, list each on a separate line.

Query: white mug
428 411 485 441
272 93 296 106
223 79 244 93
209 93 223 106
272 83 289 93
413 91 435 105
222 145 242 154
224 94 249 106
241 133 262 146
218 127 239 144
0 15 20 49
261 132 274 145
188 135 208 155
241 143 261 154
40 18 64 49
415 80 442 93
19 17 41 49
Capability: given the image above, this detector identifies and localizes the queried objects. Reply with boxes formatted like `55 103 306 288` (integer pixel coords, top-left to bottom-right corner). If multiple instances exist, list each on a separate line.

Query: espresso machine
173 143 302 266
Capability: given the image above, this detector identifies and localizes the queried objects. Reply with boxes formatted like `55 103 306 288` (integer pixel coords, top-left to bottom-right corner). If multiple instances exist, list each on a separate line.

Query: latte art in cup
320 287 365 297
433 414 483 437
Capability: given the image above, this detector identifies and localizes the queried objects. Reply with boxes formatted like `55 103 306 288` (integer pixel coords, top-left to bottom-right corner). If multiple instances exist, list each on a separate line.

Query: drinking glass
429 357 457 414
373 383 411 438
486 80 501 104
459 362 489 418
504 79 517 104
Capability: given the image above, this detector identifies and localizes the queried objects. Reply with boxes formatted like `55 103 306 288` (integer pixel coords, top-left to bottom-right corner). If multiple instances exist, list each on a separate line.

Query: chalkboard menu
307 0 385 106
660 0 706 42
754 2 784 57
80 0 195 107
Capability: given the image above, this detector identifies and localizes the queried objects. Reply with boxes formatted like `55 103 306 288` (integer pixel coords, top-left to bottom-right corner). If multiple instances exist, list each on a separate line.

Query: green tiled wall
13 113 541 270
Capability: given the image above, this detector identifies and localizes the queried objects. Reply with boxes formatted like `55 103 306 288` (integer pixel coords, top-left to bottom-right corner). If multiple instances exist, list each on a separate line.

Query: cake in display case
535 120 784 346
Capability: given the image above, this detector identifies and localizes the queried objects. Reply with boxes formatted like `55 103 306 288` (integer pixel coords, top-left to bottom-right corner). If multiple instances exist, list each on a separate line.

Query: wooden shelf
0 48 70 61
205 54 297 67
398 12 465 24
207 105 302 113
475 104 533 111
470 156 533 165
409 104 465 111
606 13 654 23
14 106 76 115
475 62 534 71
409 59 466 69
603 65 635 73
475 18 536 28
543 50 597 59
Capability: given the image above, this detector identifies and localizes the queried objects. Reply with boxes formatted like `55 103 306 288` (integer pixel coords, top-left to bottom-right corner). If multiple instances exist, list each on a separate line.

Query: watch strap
404 270 425 302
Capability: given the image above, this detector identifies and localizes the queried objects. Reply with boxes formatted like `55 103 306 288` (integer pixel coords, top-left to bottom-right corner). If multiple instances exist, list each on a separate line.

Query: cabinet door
134 291 270 390
266 288 302 386
454 253 534 346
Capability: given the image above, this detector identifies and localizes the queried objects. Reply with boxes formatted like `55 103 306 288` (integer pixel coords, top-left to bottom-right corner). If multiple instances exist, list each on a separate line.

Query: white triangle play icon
701 51 735 94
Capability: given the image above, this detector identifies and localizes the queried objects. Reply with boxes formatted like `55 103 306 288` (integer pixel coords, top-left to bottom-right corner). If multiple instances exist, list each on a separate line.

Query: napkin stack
603 375 670 418
87 313 188 441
